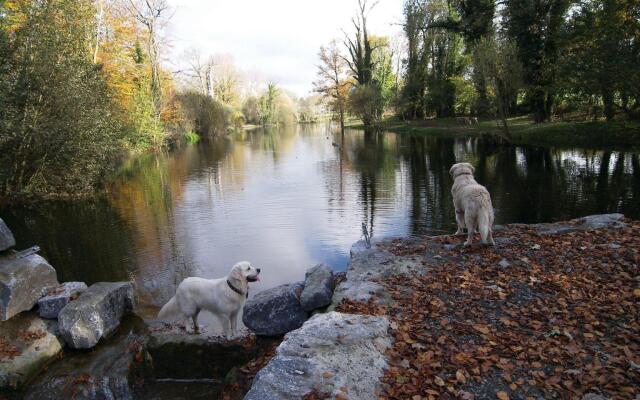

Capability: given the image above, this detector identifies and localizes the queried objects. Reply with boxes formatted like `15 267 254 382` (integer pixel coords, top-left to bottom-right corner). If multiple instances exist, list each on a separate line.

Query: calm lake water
2 124 640 317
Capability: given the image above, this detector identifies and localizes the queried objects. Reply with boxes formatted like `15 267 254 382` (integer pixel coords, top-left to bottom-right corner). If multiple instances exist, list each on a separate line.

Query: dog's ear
228 265 244 287
449 164 458 177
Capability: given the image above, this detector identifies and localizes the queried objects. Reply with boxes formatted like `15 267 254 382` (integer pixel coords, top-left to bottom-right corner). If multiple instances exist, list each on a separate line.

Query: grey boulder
0 254 58 321
535 213 626 235
58 282 135 349
0 217 15 252
38 281 88 319
244 311 391 400
0 312 63 391
243 282 309 336
300 264 334 312
578 213 625 229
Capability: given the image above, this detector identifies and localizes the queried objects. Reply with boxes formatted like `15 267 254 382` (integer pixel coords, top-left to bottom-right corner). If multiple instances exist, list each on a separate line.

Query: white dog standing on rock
158 261 260 337
450 162 495 246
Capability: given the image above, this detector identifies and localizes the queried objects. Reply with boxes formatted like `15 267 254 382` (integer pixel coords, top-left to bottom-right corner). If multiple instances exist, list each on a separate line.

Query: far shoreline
346 116 640 149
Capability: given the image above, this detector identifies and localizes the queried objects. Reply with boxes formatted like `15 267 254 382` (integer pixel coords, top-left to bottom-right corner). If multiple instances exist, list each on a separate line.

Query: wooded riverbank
347 117 640 148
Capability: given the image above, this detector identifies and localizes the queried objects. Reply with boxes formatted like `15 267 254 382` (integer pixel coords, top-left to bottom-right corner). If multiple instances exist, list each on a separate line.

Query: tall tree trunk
497 86 511 141
545 92 554 122
339 104 345 142
474 72 490 117
93 0 104 63
602 88 614 122
531 88 547 123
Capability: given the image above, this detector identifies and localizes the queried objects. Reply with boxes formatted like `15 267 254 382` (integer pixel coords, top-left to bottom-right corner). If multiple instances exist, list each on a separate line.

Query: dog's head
228 261 261 287
449 162 475 179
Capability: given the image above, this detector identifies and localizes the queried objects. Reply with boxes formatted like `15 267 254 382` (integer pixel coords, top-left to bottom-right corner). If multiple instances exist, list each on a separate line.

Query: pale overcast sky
166 0 404 96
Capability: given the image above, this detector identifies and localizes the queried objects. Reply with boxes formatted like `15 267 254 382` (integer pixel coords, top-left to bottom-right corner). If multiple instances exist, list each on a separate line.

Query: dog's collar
227 279 248 298
453 171 473 178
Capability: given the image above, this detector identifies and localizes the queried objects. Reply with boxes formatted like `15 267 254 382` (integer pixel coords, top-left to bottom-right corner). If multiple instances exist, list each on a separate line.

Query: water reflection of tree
108 141 240 308
477 146 640 223
399 135 458 236
0 198 135 284
244 124 298 164
350 131 398 239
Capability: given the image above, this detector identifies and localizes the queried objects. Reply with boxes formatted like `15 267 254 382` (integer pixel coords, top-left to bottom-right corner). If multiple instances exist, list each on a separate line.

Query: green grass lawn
346 116 640 148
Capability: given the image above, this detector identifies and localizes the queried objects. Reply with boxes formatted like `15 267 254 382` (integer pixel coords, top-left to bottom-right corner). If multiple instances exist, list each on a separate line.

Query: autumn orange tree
97 0 177 150
314 40 352 139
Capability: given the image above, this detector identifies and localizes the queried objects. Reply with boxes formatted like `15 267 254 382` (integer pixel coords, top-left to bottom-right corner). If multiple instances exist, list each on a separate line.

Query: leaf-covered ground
338 222 640 399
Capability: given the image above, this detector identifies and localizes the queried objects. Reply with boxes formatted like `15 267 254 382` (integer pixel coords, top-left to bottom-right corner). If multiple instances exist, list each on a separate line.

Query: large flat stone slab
0 254 58 321
0 218 15 252
243 282 309 336
0 312 63 391
531 213 627 235
58 282 135 349
330 239 424 309
146 327 261 379
38 281 87 319
244 311 391 400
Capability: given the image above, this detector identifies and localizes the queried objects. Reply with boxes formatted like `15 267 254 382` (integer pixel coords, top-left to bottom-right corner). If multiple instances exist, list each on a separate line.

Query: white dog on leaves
450 162 495 246
158 261 260 337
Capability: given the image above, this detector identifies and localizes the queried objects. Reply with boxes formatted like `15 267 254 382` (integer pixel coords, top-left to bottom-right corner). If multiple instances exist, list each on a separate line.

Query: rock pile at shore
0 219 135 393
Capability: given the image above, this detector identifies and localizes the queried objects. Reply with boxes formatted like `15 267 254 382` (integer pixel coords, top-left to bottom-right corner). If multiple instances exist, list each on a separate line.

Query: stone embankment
241 213 637 400
0 218 136 396
1 214 636 400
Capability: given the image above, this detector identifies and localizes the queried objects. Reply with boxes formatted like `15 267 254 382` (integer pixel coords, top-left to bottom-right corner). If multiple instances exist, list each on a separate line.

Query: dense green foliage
342 1 397 130
395 0 640 128
0 0 127 196
176 92 231 137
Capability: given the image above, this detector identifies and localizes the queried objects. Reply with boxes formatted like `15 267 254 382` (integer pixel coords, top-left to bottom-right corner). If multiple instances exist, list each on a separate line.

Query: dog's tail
478 196 495 246
158 296 179 320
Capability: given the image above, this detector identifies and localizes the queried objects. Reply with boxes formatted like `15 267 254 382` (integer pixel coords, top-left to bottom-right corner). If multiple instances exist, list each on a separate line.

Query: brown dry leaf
322 371 334 379
473 324 491 335
459 391 475 400
456 369 466 383
496 391 510 400
434 376 445 386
